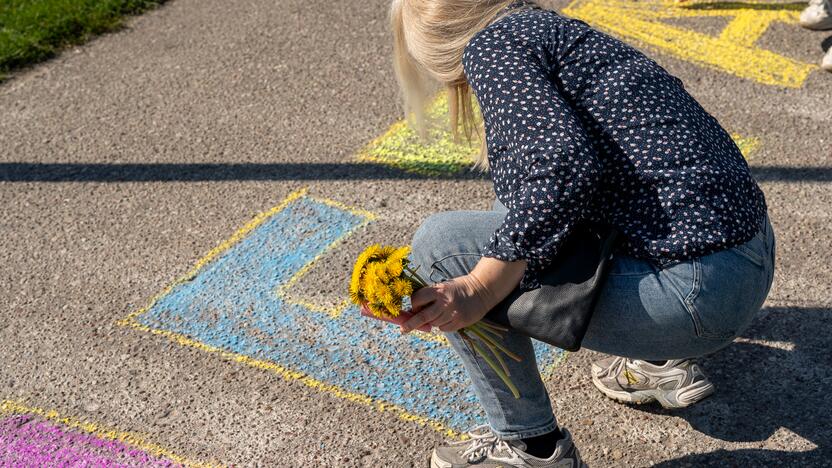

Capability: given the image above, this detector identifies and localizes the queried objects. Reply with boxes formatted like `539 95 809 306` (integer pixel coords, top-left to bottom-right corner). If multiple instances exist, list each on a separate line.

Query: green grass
0 0 165 79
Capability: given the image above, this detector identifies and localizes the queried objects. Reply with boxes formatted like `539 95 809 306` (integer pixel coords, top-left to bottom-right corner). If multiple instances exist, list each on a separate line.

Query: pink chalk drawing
0 414 180 467
0 400 217 467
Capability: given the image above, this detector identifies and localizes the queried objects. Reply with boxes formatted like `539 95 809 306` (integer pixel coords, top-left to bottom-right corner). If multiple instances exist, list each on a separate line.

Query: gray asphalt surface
1 0 830 466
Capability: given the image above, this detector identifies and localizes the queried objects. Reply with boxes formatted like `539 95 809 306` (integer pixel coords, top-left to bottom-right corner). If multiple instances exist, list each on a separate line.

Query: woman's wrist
468 256 527 311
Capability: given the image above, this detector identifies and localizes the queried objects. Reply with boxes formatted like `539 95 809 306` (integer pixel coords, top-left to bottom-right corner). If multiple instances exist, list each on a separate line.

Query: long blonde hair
390 0 534 169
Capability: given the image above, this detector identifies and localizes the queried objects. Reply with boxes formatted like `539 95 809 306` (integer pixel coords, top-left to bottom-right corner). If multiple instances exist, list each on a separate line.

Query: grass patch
0 0 165 80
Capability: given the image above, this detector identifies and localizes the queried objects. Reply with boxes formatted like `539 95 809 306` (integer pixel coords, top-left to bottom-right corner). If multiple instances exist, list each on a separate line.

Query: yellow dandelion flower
384 298 402 317
391 277 414 298
349 263 366 305
367 262 390 283
350 244 384 305
367 302 387 318
355 244 381 272
378 245 397 259
376 280 395 306
362 274 381 304
384 259 403 279
390 246 412 265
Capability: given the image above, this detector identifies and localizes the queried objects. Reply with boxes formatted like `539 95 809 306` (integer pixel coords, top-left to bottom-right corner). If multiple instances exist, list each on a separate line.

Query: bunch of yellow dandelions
349 244 522 398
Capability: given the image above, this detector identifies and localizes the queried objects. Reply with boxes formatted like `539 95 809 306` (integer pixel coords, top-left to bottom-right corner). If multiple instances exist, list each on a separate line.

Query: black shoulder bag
485 225 619 352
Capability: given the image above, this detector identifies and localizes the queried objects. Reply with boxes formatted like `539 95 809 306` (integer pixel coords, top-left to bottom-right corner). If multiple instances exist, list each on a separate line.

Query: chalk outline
732 134 761 159
274 192 377 319
356 93 480 176
0 399 219 467
272 195 449 344
563 0 817 88
118 188 464 439
360 89 759 181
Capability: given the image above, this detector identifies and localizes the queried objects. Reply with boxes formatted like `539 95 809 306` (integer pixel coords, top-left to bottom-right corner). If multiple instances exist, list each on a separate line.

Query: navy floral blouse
462 1 767 289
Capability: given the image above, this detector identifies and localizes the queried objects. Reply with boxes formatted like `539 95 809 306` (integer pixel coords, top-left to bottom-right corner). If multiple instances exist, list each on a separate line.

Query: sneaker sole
591 374 715 409
430 450 452 468
431 444 589 468
799 18 832 30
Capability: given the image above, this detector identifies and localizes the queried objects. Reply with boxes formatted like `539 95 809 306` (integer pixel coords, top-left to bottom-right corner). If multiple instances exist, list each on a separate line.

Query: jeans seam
682 258 704 337
682 259 735 340
732 244 765 267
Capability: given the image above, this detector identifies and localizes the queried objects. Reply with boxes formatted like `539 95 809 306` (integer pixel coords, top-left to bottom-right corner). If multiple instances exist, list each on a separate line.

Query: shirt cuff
482 234 544 291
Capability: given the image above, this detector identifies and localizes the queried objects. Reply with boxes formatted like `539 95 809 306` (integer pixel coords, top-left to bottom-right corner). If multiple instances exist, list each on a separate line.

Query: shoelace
603 356 628 379
460 425 518 463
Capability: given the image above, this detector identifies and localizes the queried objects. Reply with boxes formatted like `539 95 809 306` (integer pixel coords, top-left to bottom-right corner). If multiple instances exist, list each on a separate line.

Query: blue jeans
409 202 775 440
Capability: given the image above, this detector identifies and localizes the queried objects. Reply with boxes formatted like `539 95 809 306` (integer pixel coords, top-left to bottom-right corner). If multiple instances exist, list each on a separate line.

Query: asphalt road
0 0 830 466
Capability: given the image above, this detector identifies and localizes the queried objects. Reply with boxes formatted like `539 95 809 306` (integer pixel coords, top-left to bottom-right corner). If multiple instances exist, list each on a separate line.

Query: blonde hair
390 0 534 169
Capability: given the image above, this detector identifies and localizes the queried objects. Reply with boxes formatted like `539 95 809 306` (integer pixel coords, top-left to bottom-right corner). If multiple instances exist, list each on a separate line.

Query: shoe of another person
800 0 832 30
591 357 715 409
823 47 832 71
430 425 587 468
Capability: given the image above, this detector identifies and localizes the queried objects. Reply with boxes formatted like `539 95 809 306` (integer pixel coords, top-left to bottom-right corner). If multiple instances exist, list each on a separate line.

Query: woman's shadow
640 306 832 466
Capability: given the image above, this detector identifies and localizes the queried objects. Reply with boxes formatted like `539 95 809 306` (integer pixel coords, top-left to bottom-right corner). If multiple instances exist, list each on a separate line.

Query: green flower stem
473 321 504 340
478 319 509 332
469 323 522 362
404 266 429 288
475 328 511 378
460 331 520 399
405 275 426 290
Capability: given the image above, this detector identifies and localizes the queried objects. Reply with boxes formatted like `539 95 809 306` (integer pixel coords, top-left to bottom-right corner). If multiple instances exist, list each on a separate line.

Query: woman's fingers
401 304 443 333
410 286 437 312
437 321 461 332
360 304 432 332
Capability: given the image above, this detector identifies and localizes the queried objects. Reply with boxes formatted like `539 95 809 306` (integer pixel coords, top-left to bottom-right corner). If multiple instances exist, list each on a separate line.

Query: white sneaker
591 357 715 409
800 0 832 30
823 48 832 71
430 425 587 468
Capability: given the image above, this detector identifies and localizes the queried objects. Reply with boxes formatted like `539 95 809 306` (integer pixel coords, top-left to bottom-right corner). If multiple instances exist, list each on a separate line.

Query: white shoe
800 0 832 30
823 48 832 71
591 357 715 409
430 425 587 468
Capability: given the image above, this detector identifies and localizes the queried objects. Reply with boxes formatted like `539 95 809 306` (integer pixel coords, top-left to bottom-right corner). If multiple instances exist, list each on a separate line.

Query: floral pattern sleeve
463 24 601 289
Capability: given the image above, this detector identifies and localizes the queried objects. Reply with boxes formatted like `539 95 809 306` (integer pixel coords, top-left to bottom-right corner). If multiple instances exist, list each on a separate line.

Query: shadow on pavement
652 447 831 467
1 163 831 183
0 162 485 182
643 306 832 466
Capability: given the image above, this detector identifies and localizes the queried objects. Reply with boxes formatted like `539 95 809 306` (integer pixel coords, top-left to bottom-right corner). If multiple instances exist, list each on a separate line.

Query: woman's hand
400 257 527 333
360 257 526 334
400 275 493 333
359 303 432 333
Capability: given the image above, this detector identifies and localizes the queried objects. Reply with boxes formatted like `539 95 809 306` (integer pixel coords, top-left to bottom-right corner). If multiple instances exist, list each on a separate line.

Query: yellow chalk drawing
117 319 463 439
119 189 459 439
563 0 817 88
275 196 376 319
362 86 760 175
0 400 220 468
357 93 481 176
732 134 761 158
270 195 449 345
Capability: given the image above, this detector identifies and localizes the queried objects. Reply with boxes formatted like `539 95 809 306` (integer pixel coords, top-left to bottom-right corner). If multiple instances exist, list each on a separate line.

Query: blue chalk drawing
135 195 563 432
